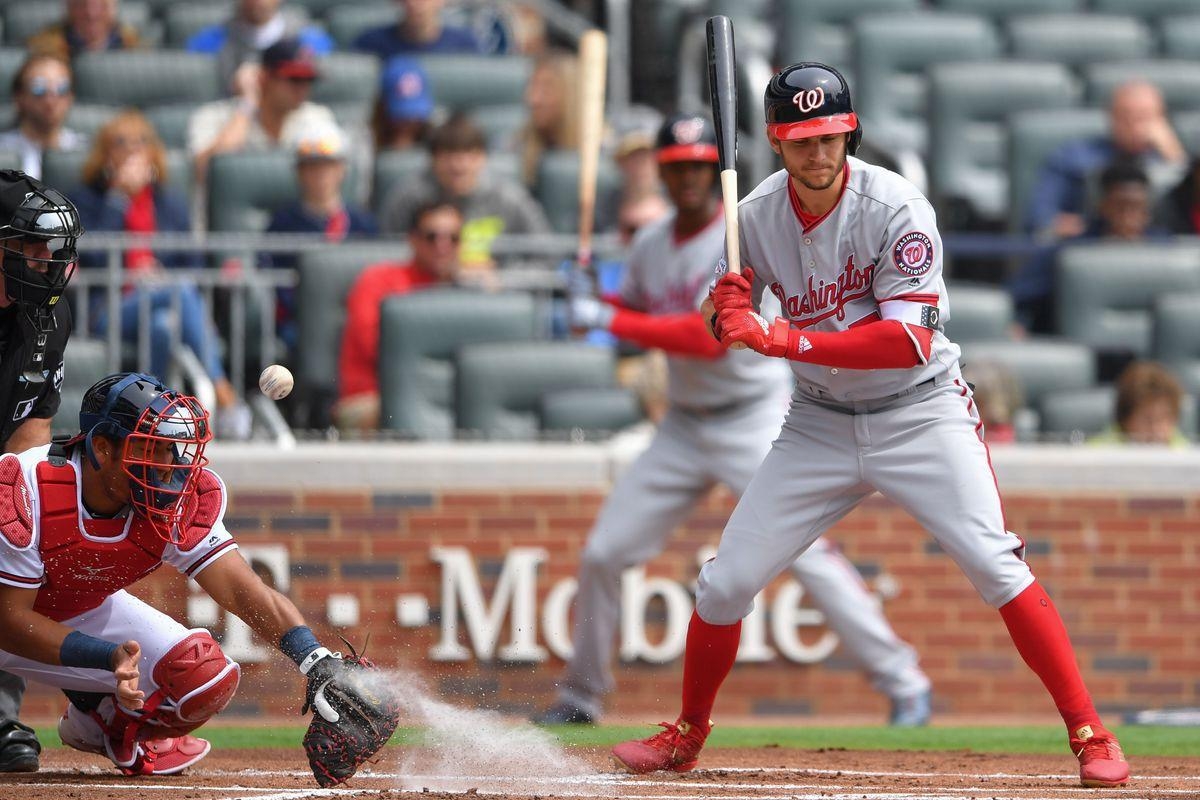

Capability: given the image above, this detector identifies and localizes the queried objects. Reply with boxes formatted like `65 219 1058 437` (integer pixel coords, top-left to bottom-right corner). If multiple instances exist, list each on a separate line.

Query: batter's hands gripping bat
576 29 607 280
706 15 747 349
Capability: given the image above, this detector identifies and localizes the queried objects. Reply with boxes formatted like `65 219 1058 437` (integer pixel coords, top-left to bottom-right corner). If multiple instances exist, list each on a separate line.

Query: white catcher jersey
620 209 791 410
739 156 962 402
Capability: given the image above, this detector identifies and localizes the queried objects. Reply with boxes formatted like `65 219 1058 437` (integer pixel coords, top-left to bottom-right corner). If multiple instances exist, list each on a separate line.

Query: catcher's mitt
300 639 401 787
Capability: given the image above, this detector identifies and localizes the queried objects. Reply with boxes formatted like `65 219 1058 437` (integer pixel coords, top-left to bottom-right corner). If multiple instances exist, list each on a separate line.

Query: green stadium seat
294 242 400 427
73 50 221 107
1084 60 1200 109
539 387 643 438
1172 110 1200 155
943 283 1013 343
42 147 192 200
371 150 520 218
928 61 1079 225
535 150 620 234
1153 294 1200 393
419 55 531 111
324 3 397 49
53 337 112 436
959 339 1095 407
456 341 617 440
473 104 528 151
933 0 1083 17
66 104 121 137
1006 14 1154 67
1055 243 1200 357
310 52 380 112
852 13 1001 155
1006 108 1108 234
0 149 20 171
1040 386 1197 440
379 290 538 439
144 103 198 150
0 46 26 102
1160 16 1200 60
207 151 361 233
163 3 232 49
1092 0 1200 18
779 0 920 69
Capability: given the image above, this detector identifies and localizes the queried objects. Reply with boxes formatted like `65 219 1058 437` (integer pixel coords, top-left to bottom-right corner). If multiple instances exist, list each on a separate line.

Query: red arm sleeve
609 308 726 359
784 319 934 369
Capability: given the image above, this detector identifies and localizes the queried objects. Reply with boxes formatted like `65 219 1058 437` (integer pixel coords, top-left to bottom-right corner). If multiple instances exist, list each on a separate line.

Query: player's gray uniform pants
557 394 929 718
696 378 1035 631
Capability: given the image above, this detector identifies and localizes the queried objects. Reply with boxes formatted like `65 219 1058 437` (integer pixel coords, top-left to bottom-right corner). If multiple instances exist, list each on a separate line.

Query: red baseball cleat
1071 724 1130 788
59 704 210 776
612 719 711 774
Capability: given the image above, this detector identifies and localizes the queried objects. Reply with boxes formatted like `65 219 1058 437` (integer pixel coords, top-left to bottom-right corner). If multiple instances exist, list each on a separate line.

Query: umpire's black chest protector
0 301 71 447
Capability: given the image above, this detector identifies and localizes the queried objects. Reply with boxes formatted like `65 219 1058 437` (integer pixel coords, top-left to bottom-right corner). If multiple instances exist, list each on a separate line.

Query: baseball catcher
300 639 401 787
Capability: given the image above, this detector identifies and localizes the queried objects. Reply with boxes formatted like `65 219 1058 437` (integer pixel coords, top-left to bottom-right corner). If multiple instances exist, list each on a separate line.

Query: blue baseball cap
382 57 433 122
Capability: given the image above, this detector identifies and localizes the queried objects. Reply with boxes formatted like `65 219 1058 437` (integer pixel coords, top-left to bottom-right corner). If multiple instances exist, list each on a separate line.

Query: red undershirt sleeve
785 318 933 369
609 308 726 359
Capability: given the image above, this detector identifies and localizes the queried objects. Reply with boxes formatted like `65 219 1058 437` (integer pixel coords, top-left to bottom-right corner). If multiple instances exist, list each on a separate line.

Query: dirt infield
2 746 1197 800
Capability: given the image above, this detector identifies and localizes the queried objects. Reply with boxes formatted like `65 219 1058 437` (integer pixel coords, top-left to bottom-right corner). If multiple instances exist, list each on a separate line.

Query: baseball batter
0 372 397 783
534 112 931 727
612 64 1129 790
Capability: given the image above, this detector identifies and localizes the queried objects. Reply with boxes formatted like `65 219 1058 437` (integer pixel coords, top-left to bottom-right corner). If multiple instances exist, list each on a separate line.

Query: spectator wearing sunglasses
335 200 464 432
262 126 377 353
27 0 140 62
188 38 335 184
0 55 87 180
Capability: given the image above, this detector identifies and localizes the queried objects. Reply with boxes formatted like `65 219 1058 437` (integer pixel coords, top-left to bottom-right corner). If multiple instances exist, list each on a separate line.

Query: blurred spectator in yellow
1010 159 1168 335
0 55 86 180
27 0 140 61
964 361 1023 445
1026 80 1186 240
335 200 464 432
188 0 332 95
72 110 250 437
380 113 549 269
1158 157 1200 235
1090 361 1189 447
188 37 335 182
513 50 579 188
354 0 486 60
371 57 434 152
262 125 378 352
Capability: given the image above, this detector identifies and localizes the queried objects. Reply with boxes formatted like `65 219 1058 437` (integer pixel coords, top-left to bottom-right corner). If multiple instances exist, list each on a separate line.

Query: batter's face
770 132 847 191
659 160 716 215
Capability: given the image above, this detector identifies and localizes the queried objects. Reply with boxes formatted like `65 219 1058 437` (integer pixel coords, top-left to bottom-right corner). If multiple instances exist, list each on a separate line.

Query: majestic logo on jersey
671 117 706 144
792 87 825 113
893 231 934 276
770 254 874 323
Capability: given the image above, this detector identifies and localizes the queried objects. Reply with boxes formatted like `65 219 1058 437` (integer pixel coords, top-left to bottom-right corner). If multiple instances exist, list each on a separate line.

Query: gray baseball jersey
739 157 962 401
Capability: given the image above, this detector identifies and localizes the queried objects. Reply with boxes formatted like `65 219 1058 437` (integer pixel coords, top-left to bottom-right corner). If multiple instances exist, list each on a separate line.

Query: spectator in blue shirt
371 57 435 153
263 125 377 351
1011 158 1169 335
1025 80 1186 240
188 0 333 95
354 0 485 60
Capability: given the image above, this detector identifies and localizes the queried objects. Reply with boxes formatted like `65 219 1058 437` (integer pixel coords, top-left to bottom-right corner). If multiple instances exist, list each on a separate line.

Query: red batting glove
710 266 756 313
717 307 814 360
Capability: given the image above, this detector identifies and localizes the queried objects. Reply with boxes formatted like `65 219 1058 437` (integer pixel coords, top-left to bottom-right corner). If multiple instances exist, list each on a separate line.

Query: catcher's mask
75 372 212 544
0 169 83 330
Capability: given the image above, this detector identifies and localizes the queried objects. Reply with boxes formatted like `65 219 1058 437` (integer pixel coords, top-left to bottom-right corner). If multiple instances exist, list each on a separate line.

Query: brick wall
22 487 1199 724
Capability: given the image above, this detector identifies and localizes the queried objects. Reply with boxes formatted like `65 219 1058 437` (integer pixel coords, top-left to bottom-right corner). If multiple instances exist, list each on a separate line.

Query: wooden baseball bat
576 29 607 273
706 15 747 349
706 15 740 278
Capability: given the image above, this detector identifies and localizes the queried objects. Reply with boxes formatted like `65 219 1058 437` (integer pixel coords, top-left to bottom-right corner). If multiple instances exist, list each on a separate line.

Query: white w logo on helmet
791 87 825 113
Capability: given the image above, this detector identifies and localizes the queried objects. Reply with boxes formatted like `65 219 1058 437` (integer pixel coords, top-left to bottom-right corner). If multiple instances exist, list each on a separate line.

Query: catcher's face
770 131 847 192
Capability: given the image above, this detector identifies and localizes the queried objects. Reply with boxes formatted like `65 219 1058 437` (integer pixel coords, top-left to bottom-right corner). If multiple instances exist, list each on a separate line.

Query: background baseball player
0 169 83 772
0 372 397 783
612 64 1129 790
533 112 931 727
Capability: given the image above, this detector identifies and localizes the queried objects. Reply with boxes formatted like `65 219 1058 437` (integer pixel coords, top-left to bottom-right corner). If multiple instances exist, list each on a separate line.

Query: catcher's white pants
0 590 207 699
556 393 929 718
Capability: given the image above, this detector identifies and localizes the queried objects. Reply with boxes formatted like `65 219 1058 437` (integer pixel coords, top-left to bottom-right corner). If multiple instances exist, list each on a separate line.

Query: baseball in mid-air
258 365 293 400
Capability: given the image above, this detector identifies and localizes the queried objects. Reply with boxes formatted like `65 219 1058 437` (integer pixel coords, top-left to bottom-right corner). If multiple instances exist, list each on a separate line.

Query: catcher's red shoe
612 719 710 774
1071 724 1129 788
58 704 210 776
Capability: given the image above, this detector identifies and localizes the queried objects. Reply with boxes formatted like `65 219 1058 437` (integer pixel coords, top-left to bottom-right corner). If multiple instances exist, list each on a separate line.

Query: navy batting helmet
763 62 862 155
78 372 212 542
656 112 719 164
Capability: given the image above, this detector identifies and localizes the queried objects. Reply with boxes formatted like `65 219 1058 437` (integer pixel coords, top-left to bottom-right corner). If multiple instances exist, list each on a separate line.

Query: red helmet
78 373 212 543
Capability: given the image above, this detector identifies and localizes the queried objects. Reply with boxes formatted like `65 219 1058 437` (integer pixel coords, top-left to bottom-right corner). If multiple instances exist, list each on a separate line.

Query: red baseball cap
261 38 319 80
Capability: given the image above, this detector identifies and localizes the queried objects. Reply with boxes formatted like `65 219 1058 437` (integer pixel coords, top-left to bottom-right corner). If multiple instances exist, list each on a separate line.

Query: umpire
0 169 83 772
